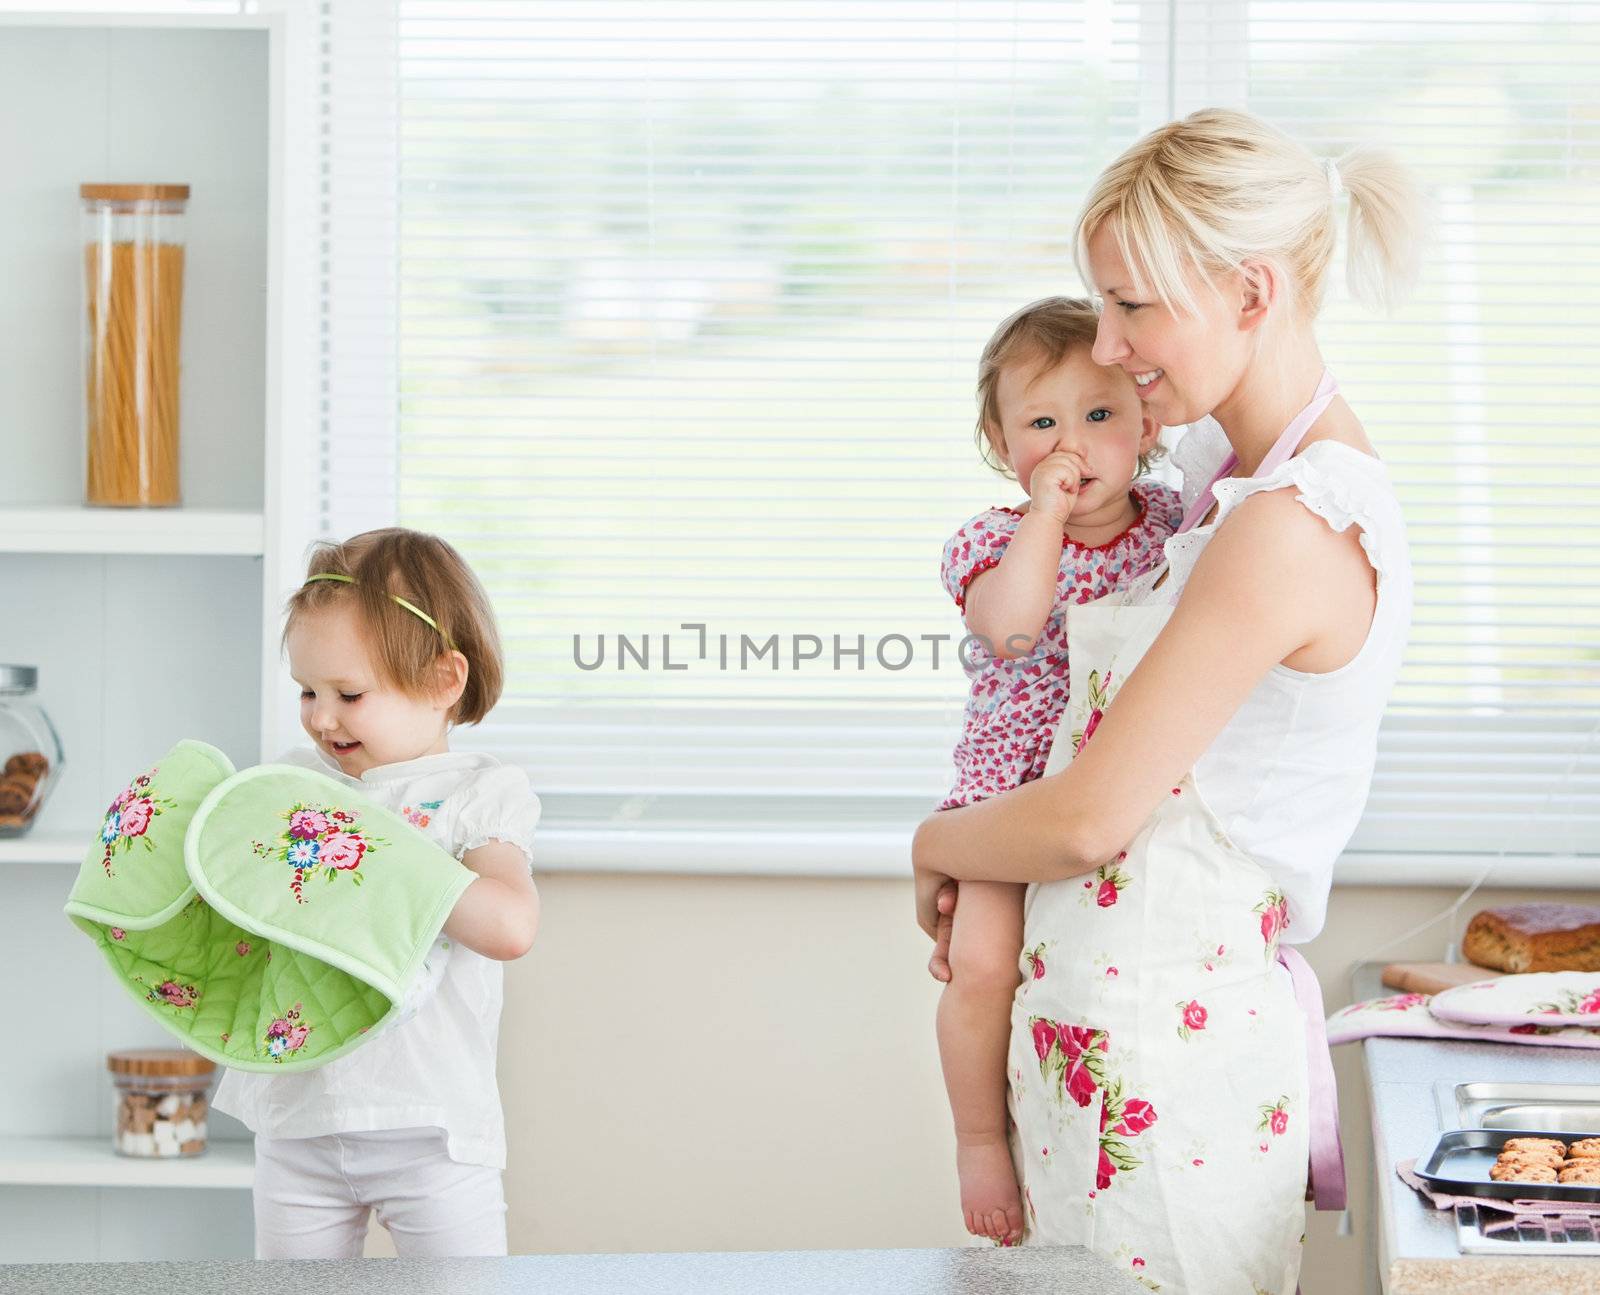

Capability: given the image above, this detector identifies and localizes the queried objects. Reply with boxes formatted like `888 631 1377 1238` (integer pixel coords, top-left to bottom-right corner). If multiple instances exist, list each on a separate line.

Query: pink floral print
1535 987 1600 1017
1178 999 1208 1041
319 831 367 871
1031 1018 1110 1111
252 800 388 904
262 1003 313 1061
288 808 332 839
1375 993 1427 1012
1097 1076 1159 1193
1083 853 1131 908
97 766 179 878
1252 889 1289 958
1073 669 1114 755
1255 1096 1291 1147
144 979 198 1009
1030 1019 1160 1197
402 798 444 829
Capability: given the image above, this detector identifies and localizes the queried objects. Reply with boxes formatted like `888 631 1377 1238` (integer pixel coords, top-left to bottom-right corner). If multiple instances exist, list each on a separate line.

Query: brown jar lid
80 183 191 202
107 1048 215 1077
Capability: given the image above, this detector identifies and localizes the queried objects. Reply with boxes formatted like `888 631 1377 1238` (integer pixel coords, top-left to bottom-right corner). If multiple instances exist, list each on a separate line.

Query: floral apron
1006 374 1347 1294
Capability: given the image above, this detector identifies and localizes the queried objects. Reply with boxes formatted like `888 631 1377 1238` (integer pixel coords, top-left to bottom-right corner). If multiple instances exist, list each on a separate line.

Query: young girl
211 526 542 1259
936 297 1182 1245
915 110 1419 1293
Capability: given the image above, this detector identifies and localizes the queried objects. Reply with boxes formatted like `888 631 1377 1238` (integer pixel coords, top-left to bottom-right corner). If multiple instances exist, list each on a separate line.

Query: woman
912 108 1421 1293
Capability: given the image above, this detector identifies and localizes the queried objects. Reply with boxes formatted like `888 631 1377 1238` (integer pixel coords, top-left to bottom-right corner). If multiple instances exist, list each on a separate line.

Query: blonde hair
975 296 1161 478
1074 108 1424 319
285 528 504 726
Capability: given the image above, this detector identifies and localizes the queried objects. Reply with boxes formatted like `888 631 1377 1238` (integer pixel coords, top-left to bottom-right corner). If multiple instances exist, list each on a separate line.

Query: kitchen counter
1359 966 1600 1294
0 1246 1150 1295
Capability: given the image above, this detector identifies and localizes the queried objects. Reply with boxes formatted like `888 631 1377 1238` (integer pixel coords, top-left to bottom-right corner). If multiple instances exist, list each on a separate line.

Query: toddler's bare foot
957 1135 1024 1245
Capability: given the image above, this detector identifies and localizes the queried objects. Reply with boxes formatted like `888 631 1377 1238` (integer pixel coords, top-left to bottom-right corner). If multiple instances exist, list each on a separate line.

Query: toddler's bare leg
936 879 1026 1244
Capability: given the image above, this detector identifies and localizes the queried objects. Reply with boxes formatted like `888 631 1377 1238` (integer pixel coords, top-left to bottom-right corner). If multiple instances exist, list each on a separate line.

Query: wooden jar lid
80 183 191 202
106 1048 215 1078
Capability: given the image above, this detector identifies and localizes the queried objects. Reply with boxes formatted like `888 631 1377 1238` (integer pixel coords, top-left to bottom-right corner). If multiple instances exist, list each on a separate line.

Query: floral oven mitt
64 740 474 1072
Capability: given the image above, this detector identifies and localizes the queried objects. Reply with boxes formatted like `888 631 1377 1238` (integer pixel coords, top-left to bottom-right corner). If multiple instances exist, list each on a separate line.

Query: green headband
302 572 459 653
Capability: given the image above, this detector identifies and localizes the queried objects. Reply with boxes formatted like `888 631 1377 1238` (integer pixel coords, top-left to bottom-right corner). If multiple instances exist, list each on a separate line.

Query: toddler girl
935 297 1181 1245
212 526 542 1259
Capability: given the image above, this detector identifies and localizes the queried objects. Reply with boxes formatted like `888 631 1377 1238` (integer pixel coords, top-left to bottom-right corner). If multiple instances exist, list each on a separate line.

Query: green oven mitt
64 740 475 1072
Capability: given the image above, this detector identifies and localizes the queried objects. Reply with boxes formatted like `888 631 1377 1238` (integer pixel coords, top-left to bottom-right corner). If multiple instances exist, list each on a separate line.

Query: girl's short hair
974 295 1161 478
284 528 504 726
1074 108 1424 320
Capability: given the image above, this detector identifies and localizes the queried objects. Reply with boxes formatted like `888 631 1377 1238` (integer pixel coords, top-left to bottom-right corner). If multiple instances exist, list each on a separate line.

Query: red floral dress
939 480 1183 809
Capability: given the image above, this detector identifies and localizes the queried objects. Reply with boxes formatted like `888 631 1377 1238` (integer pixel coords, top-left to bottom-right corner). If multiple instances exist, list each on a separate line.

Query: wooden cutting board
1381 961 1506 995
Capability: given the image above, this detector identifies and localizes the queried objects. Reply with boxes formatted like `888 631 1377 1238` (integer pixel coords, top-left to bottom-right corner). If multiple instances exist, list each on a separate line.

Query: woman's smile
1131 368 1164 397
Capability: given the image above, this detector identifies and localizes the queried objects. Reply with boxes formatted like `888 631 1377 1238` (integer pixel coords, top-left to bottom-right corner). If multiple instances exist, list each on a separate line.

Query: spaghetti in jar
80 183 190 507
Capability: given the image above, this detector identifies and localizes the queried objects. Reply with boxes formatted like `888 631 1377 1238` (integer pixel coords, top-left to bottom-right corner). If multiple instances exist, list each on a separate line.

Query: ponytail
1335 146 1426 312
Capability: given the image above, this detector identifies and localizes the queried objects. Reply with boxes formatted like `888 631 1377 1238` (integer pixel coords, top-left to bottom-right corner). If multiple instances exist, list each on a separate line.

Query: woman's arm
913 487 1373 932
442 840 541 961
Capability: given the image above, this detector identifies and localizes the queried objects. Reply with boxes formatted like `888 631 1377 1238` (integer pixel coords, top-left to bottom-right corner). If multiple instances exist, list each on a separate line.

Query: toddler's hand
1027 450 1088 525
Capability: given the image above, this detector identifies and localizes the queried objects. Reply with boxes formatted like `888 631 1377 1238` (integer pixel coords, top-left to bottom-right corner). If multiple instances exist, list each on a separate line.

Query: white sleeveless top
1158 419 1413 944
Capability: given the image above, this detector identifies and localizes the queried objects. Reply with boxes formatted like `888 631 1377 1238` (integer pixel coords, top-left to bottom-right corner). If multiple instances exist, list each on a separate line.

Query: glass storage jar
80 182 190 507
0 665 64 837
108 1049 215 1158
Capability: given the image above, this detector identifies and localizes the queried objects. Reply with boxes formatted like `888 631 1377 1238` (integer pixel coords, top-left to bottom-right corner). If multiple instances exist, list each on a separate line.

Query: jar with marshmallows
107 1048 214 1158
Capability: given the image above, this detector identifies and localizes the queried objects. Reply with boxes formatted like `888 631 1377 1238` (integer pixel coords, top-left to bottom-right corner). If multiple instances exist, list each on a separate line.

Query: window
319 0 1600 861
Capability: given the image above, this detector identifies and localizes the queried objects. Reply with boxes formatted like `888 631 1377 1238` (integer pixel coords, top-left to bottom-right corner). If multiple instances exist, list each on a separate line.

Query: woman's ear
1238 260 1280 333
433 650 469 714
1138 412 1162 455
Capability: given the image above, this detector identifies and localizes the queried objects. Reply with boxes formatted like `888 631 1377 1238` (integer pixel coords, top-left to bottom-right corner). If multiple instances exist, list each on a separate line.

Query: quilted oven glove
64 739 475 1072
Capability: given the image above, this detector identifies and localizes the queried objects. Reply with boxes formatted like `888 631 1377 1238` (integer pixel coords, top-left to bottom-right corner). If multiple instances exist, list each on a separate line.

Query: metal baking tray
1417 1128 1600 1204
1437 1081 1600 1132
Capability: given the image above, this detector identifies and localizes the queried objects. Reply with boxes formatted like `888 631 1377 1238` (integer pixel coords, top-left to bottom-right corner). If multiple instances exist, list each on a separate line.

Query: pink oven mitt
1328 990 1600 1049
1428 972 1600 1028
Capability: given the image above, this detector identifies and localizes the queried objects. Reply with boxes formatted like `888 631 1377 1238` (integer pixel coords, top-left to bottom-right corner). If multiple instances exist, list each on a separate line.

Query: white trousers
252 1125 508 1259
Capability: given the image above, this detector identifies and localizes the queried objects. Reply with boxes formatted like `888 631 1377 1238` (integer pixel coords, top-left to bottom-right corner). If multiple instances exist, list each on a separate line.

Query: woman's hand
924 880 959 982
912 812 949 932
913 812 962 980
915 862 952 937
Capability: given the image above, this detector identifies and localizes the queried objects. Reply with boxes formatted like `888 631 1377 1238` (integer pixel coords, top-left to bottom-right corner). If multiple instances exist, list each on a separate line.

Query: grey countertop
1356 963 1600 1294
0 1246 1149 1295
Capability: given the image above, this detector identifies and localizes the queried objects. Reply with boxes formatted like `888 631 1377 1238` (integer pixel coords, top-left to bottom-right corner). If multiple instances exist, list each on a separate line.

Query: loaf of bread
1463 904 1600 973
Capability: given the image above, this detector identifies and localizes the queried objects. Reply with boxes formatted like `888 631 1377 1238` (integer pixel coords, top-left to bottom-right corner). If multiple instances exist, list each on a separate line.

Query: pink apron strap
1277 944 1347 1211
1174 369 1341 538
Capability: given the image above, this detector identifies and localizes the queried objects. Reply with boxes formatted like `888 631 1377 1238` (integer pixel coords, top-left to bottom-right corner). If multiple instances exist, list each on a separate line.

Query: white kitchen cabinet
0 1 316 1262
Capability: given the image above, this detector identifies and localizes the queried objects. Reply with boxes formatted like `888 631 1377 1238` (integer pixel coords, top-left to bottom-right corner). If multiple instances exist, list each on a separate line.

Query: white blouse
211 747 542 1169
1156 419 1414 944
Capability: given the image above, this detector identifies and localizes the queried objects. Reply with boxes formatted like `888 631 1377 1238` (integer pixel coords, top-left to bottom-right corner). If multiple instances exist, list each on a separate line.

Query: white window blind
317 0 1600 860
1171 1 1600 859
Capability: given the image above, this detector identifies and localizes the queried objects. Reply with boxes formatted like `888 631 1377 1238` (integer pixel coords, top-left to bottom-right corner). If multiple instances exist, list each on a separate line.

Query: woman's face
1085 221 1253 428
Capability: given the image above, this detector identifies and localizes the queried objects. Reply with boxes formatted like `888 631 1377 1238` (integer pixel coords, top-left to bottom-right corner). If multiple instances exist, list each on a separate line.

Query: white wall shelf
0 506 265 556
0 2 314 1263
0 832 83 865
0 1136 252 1189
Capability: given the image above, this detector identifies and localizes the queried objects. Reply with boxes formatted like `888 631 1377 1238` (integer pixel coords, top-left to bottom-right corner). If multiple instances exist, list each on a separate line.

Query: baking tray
1417 1128 1600 1204
1437 1081 1600 1132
